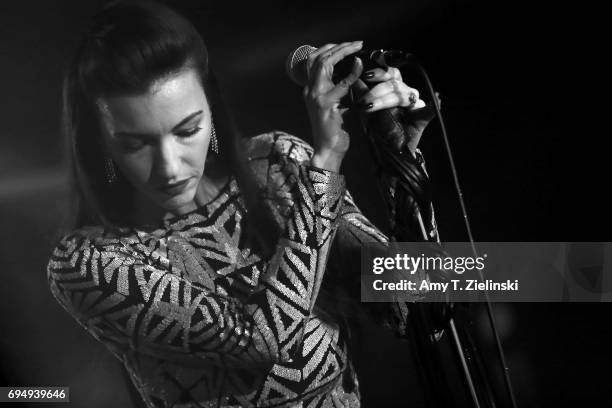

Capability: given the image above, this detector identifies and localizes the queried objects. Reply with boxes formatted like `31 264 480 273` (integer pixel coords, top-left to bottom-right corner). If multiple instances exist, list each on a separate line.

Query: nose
152 138 181 182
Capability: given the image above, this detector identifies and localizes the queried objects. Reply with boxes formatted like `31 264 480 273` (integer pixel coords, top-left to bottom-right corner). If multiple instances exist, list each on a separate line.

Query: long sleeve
245 132 435 337
323 151 443 337
47 164 346 370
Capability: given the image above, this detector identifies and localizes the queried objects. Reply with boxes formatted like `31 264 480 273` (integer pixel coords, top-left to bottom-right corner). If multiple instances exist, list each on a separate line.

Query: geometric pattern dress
47 131 422 407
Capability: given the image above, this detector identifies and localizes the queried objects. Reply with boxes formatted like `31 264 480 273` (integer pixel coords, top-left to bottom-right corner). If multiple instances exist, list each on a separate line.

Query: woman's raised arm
47 162 346 369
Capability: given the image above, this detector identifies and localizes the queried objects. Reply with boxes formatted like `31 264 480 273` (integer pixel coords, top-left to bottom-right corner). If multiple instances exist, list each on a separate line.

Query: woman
47 1 436 406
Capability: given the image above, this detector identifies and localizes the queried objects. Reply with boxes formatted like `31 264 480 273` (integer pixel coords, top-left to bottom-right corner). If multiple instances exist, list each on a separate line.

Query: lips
156 178 191 195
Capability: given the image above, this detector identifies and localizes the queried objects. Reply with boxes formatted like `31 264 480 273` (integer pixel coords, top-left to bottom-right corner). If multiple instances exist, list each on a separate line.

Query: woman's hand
303 41 364 172
357 66 440 154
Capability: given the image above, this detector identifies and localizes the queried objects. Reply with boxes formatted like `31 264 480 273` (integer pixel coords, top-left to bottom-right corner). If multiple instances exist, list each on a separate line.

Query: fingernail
364 71 375 79
362 102 374 110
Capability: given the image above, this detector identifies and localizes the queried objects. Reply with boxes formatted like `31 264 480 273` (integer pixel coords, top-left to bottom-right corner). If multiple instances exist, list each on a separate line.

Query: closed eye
175 126 202 138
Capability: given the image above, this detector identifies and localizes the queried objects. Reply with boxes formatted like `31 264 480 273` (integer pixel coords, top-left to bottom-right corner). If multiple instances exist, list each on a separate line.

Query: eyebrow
113 110 204 138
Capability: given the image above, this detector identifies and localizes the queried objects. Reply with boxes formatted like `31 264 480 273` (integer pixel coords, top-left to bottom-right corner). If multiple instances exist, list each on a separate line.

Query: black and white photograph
0 0 607 407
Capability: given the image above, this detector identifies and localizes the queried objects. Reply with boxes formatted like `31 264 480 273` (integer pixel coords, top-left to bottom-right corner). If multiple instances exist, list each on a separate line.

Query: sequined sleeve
328 151 442 337
246 132 436 337
47 163 346 369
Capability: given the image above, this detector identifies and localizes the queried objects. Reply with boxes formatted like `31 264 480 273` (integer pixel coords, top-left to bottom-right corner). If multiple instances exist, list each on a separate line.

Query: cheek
114 151 154 186
184 131 211 171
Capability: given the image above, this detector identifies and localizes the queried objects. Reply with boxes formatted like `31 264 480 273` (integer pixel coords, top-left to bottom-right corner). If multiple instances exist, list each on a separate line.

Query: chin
156 188 197 212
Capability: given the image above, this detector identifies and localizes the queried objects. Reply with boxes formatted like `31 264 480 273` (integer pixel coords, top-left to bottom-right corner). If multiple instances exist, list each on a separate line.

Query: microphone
286 44 414 86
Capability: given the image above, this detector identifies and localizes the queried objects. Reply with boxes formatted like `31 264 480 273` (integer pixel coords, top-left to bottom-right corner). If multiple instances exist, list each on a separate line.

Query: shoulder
244 130 314 165
49 225 136 257
46 225 172 319
47 225 157 283
49 226 107 261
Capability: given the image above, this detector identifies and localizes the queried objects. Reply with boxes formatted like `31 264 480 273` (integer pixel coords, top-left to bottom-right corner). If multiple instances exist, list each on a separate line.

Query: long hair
62 0 349 331
63 0 279 252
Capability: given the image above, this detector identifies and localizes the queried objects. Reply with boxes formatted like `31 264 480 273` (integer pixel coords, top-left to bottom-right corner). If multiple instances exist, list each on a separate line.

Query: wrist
310 149 344 173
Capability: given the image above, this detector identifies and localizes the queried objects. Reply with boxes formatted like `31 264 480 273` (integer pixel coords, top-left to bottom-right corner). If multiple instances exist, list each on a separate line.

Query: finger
363 93 425 113
307 43 337 64
309 42 354 92
306 44 336 81
408 99 427 111
310 42 352 75
359 80 419 105
311 41 363 93
320 41 363 68
351 78 369 100
315 42 353 61
362 66 402 82
328 57 364 101
309 43 337 59
408 100 437 123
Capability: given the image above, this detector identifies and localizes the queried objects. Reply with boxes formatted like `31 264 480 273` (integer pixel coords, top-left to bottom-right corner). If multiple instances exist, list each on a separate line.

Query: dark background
0 0 608 407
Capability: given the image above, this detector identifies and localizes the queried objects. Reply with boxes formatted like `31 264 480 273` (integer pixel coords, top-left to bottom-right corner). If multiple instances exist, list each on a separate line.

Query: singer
46 1 437 406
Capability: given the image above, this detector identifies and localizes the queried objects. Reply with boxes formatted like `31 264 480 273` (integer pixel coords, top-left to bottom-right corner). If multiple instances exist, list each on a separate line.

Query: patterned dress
47 131 418 407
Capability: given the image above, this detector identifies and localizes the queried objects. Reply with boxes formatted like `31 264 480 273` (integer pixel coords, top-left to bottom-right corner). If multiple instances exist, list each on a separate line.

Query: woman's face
98 68 212 214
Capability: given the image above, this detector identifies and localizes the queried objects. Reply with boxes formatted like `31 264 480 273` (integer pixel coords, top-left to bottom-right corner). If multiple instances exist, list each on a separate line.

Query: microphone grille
286 45 317 86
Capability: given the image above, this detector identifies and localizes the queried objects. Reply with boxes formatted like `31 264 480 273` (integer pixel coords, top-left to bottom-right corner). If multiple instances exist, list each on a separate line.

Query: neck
129 173 229 227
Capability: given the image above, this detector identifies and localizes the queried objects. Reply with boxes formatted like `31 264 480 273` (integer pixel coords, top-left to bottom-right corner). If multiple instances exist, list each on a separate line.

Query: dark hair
62 0 347 326
63 0 278 250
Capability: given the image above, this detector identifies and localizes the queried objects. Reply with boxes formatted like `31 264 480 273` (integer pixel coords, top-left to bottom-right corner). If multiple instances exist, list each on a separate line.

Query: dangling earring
210 123 219 155
105 157 117 184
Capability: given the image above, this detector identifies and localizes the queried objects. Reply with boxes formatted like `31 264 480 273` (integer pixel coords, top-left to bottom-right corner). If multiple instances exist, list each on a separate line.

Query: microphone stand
360 100 507 407
289 46 519 406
